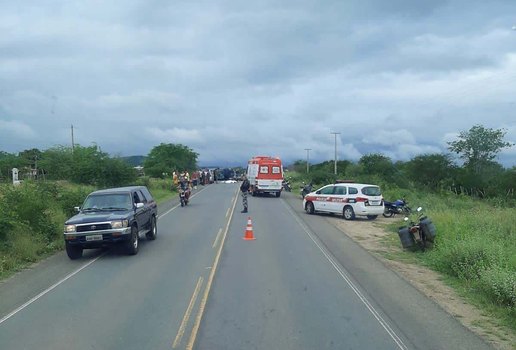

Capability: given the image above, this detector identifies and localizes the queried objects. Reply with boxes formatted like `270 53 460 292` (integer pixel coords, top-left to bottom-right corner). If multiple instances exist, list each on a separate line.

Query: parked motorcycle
383 198 411 217
398 207 436 251
300 182 313 199
282 179 292 192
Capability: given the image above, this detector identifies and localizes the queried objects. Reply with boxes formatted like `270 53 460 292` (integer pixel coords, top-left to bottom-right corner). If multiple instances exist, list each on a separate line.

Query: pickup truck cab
63 186 158 259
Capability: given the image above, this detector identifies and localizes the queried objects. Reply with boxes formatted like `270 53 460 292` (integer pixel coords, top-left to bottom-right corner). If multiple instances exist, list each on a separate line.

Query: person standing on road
240 174 250 213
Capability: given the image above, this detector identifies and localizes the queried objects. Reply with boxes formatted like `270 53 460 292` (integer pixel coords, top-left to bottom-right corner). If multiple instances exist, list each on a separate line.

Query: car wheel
305 202 315 214
275 191 281 198
367 215 378 220
146 215 157 240
126 225 139 255
65 242 83 260
343 206 355 220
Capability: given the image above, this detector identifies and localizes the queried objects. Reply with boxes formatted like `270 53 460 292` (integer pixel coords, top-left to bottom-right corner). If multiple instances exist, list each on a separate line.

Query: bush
438 239 500 280
480 267 516 309
0 181 82 278
56 185 93 217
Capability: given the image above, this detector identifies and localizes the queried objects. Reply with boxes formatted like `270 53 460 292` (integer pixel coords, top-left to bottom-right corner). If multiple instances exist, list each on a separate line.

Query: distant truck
247 156 284 197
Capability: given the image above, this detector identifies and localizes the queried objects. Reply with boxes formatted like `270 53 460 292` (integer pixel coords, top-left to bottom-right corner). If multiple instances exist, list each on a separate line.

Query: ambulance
246 156 284 197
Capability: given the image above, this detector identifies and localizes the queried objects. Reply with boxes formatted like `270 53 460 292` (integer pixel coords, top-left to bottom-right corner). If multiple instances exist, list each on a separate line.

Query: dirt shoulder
332 216 515 350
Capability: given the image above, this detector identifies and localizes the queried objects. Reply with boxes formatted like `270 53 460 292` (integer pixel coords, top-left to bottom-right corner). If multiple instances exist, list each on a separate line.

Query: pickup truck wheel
343 206 355 220
126 225 139 255
146 216 157 240
275 191 281 198
65 242 82 260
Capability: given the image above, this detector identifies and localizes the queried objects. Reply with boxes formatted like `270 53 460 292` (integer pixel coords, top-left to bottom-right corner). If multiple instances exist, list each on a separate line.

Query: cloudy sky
1 0 515 167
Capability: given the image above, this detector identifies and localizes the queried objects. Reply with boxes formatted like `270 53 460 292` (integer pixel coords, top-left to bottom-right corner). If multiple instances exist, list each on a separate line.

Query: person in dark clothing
240 174 250 213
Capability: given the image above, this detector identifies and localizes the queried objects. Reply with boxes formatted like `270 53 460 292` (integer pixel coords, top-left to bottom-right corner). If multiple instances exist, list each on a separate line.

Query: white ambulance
246 156 284 197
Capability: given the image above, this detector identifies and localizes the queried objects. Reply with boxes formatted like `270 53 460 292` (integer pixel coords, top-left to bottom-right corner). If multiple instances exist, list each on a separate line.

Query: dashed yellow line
172 276 204 348
212 228 223 249
185 187 239 350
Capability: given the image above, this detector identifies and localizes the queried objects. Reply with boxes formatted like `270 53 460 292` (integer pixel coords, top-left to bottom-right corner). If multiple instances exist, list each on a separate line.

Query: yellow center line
212 228 223 249
172 276 204 349
186 187 239 350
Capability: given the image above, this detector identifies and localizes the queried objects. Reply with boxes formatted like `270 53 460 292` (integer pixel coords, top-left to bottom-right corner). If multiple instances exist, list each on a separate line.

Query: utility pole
330 132 340 175
71 124 75 153
304 148 312 173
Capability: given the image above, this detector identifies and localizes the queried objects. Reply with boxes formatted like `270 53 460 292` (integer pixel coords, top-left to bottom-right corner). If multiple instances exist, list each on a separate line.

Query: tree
359 154 393 175
144 143 198 178
39 146 74 180
0 151 23 182
18 148 43 169
405 154 456 190
447 124 514 173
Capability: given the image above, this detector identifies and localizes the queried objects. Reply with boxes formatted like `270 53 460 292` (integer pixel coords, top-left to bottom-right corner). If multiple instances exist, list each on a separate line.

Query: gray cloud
1 0 515 167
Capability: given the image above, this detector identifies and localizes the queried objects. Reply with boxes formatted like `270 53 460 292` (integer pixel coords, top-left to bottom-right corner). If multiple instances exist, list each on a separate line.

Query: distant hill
121 155 146 166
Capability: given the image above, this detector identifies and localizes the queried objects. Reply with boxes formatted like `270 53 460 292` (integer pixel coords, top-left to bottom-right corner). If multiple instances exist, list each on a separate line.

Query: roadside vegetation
287 125 515 331
0 142 193 280
0 124 514 329
0 178 174 280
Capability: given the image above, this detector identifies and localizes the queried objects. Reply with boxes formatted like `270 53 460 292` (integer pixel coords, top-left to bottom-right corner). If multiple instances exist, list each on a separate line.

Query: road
0 183 493 350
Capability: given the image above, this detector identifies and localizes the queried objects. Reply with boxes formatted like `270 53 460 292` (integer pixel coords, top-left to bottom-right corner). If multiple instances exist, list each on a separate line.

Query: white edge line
0 255 103 325
0 187 210 326
283 201 408 350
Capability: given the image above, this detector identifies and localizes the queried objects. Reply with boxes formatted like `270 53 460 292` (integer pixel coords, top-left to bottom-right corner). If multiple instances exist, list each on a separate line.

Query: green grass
0 179 176 281
377 192 516 333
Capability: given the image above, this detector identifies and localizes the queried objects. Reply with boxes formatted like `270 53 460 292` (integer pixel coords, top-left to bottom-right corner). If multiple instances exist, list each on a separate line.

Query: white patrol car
302 182 384 220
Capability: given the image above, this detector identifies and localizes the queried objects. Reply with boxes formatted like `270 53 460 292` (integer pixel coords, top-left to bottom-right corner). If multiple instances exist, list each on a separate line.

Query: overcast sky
1 0 515 167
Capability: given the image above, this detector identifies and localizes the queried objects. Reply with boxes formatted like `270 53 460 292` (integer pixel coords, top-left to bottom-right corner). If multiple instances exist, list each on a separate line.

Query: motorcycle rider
178 174 191 203
301 181 313 198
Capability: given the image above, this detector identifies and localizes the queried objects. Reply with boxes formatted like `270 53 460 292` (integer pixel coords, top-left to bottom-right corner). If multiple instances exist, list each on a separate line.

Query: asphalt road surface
0 183 493 350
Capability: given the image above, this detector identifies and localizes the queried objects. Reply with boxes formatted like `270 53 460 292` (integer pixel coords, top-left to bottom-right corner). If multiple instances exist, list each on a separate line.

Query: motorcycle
282 179 292 192
398 207 436 251
300 182 313 199
383 198 411 217
179 187 191 207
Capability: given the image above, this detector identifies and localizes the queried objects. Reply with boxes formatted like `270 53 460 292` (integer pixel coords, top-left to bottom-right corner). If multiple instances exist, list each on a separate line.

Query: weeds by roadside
0 180 175 280
377 191 516 332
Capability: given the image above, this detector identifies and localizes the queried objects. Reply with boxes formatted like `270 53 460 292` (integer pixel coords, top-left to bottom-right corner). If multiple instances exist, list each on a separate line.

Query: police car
302 182 384 220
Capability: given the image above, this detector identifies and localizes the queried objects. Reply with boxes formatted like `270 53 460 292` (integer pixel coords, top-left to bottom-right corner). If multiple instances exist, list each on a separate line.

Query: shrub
56 185 92 217
479 267 516 309
433 238 507 280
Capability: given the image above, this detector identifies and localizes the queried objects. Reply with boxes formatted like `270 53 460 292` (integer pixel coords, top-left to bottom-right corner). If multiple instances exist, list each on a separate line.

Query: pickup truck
63 186 158 259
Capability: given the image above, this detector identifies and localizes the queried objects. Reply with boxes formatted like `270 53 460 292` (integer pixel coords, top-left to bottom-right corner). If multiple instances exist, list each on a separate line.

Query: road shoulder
332 215 516 350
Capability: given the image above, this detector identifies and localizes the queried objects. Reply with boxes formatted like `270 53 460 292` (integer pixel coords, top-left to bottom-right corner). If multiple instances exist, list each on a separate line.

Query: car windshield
82 193 132 210
361 186 381 196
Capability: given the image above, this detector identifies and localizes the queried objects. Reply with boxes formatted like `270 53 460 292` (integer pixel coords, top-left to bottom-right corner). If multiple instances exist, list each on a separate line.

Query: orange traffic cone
243 217 256 240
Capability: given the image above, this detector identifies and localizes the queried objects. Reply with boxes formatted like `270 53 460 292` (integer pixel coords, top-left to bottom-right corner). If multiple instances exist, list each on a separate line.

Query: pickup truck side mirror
135 202 144 209
74 206 80 212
